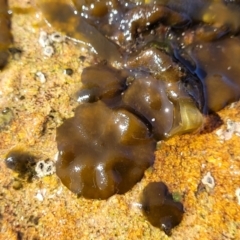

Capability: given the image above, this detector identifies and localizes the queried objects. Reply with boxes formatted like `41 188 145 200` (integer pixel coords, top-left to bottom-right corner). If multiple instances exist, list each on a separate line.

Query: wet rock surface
0 0 240 239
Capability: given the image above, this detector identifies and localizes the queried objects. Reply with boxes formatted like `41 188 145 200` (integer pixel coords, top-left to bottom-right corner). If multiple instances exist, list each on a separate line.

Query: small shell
50 32 65 43
39 31 51 47
35 159 56 178
201 171 215 189
36 71 46 83
43 45 54 57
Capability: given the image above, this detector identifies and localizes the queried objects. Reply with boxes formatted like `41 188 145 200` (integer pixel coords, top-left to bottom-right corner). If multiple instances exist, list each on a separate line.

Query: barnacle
56 101 156 199
201 171 215 190
35 159 56 178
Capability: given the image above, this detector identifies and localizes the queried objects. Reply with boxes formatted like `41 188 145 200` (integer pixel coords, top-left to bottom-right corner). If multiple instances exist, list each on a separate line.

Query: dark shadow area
200 112 224 134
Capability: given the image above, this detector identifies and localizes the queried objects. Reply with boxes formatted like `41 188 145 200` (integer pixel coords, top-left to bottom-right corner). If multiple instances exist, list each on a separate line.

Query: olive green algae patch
1 0 240 239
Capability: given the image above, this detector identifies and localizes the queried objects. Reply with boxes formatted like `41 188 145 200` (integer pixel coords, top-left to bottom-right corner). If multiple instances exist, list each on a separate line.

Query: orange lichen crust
0 0 240 239
148 103 240 239
1 103 240 240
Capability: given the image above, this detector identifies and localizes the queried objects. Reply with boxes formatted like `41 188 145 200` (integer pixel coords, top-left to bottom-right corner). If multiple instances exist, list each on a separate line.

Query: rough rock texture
0 0 240 239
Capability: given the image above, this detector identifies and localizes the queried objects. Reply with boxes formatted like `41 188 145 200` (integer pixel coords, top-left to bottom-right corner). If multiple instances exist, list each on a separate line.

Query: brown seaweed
0 0 13 69
36 0 122 64
174 35 240 112
141 182 184 236
34 0 240 201
56 101 156 199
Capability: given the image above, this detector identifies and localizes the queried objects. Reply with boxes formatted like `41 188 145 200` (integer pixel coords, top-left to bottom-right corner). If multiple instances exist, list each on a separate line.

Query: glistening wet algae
0 0 240 238
37 0 240 189
56 101 156 199
7 0 240 234
173 36 240 112
141 182 184 236
34 2 202 198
